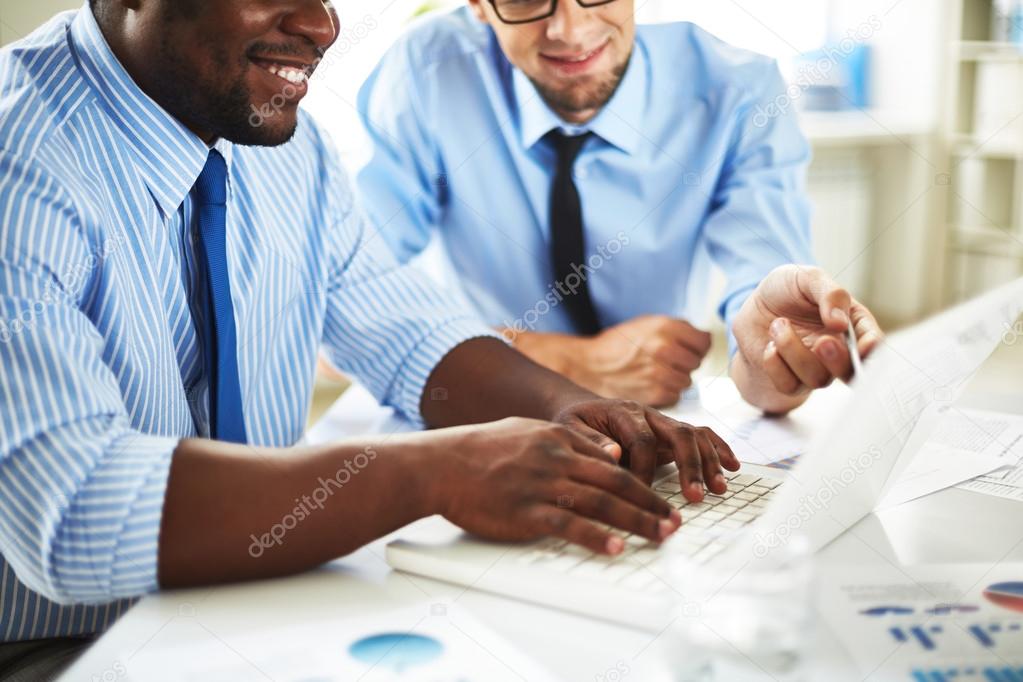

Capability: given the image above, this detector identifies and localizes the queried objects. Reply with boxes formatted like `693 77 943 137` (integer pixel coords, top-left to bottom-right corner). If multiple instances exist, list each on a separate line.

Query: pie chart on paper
983 582 1023 613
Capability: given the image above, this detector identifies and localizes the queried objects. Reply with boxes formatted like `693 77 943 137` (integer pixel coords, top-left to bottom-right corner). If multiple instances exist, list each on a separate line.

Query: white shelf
955 40 1023 61
950 136 1023 158
801 110 934 147
941 0 1023 304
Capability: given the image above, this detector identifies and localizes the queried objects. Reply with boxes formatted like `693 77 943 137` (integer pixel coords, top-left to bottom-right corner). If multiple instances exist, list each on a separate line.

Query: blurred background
3 0 1022 410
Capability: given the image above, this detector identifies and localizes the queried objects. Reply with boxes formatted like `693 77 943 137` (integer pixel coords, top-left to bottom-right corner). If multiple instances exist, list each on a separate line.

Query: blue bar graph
970 625 996 648
910 667 1023 682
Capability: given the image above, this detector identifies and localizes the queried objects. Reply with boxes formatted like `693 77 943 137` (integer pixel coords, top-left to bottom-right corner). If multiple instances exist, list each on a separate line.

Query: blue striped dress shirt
0 6 493 641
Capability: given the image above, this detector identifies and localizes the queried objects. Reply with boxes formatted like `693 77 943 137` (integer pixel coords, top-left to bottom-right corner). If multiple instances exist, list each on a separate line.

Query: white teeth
258 62 308 85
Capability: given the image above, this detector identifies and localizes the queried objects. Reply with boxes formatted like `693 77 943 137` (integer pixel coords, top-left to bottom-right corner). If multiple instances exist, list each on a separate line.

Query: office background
3 0 1022 406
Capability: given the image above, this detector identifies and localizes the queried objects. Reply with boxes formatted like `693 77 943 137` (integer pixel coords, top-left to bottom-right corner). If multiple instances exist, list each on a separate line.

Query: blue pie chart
348 633 444 674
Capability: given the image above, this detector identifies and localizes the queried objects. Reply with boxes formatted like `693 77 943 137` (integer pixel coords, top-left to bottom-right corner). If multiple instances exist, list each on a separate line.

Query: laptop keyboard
515 470 785 592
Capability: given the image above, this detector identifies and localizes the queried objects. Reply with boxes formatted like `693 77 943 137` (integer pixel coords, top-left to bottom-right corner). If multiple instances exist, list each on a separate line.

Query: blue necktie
193 150 247 443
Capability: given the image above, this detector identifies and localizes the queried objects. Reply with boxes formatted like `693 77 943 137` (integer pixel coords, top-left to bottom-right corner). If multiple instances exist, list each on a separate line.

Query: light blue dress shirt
356 8 815 344
0 6 492 641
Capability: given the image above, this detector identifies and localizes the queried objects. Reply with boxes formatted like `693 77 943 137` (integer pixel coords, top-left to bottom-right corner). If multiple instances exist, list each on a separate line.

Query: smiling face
468 0 635 124
99 0 339 146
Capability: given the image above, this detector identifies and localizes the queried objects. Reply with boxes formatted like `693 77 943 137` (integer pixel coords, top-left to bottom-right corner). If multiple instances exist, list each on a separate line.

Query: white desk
61 346 1023 681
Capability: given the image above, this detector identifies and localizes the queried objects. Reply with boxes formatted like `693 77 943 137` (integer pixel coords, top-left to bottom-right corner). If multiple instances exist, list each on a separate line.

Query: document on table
881 406 1023 508
817 562 1023 678
958 451 1023 502
874 276 1023 498
122 602 561 682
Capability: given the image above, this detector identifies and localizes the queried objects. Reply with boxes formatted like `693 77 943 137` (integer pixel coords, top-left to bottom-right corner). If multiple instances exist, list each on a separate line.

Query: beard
530 52 631 118
149 5 298 147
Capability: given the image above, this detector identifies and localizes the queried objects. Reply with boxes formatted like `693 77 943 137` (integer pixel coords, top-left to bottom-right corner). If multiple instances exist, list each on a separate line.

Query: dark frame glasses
487 0 620 25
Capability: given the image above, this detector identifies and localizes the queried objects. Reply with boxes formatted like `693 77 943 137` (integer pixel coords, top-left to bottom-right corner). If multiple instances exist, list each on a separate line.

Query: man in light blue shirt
0 0 739 674
357 0 883 413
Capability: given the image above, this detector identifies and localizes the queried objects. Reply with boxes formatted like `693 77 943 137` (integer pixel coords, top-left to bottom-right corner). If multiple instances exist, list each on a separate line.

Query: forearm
730 349 808 415
421 337 596 428
158 435 440 588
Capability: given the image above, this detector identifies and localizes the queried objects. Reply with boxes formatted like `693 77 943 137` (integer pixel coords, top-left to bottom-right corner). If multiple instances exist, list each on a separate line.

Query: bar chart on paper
910 666 1023 682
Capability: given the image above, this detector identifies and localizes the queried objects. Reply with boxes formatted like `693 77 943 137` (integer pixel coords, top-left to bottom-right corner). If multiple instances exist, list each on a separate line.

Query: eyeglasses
488 0 619 25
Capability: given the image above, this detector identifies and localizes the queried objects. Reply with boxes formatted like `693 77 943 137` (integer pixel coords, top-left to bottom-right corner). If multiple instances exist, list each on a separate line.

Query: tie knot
548 130 591 168
195 150 228 206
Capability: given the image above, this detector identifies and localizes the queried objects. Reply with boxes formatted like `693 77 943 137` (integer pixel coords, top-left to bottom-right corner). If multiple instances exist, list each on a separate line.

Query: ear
466 0 490 24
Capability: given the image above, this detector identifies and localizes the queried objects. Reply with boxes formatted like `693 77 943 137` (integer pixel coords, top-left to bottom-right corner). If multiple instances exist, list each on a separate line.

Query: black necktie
548 130 601 336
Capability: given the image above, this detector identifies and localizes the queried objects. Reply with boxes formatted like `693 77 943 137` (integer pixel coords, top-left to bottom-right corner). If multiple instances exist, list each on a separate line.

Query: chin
223 117 299 147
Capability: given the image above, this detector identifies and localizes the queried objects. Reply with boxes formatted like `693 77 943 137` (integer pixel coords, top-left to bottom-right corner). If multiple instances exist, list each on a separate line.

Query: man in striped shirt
0 0 738 676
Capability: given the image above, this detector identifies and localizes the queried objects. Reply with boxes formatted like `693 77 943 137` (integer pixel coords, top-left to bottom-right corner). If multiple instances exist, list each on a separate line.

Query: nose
279 0 339 52
545 0 591 46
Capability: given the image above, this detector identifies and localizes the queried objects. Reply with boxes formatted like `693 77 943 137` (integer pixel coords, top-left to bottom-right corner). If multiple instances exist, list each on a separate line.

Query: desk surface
62 345 1023 681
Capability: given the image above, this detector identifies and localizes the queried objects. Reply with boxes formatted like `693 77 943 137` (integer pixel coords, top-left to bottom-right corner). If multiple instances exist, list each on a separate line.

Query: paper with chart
817 562 1023 679
881 407 1023 507
122 602 561 682
872 277 1023 499
958 448 1023 502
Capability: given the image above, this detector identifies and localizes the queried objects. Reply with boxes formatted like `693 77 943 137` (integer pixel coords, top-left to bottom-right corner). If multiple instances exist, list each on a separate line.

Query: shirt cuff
391 318 504 428
51 432 178 603
721 283 758 360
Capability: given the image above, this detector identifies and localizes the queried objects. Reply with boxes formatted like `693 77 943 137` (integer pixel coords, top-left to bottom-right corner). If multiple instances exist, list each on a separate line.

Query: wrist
729 350 808 415
366 434 452 518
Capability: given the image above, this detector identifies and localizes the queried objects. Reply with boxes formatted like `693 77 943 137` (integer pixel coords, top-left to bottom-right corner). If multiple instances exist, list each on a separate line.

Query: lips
540 40 609 74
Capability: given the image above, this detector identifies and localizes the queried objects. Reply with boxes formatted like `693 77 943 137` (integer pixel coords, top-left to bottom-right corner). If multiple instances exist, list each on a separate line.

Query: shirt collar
513 38 648 155
69 5 225 218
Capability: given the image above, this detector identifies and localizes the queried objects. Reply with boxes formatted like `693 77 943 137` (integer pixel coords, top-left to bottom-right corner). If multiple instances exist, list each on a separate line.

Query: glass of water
658 528 816 682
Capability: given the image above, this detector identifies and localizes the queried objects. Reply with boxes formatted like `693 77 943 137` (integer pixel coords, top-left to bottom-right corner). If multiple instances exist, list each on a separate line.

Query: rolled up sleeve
319 151 497 426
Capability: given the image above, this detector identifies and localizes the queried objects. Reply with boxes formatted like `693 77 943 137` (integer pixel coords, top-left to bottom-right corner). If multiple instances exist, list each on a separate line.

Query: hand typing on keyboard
435 418 684 556
552 399 740 502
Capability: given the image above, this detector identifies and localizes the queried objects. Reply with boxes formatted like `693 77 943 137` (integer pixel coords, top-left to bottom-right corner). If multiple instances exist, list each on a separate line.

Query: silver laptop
386 279 1023 631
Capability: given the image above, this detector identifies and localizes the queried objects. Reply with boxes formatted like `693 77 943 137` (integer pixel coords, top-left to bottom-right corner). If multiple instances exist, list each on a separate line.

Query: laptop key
733 491 758 502
621 570 658 591
604 563 638 583
540 554 585 571
730 474 761 487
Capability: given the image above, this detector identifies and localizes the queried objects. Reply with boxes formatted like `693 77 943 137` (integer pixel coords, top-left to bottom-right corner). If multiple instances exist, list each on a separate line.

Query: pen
846 319 864 379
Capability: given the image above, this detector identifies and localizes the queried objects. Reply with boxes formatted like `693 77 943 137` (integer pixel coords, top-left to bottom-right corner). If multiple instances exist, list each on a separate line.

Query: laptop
386 279 1023 631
